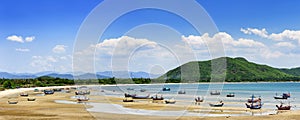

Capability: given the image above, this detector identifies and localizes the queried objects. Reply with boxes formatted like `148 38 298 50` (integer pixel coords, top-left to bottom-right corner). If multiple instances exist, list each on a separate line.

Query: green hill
279 67 300 77
159 57 299 82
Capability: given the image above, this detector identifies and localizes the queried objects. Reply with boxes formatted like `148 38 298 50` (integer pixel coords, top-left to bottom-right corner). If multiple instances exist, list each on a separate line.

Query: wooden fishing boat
226 93 235 97
124 93 136 97
210 91 220 95
44 90 54 95
75 91 90 95
276 104 291 110
178 90 186 94
123 97 134 102
27 98 36 101
274 93 291 99
246 94 263 109
132 94 150 99
195 97 204 103
8 101 18 104
152 94 164 100
20 92 28 97
77 96 89 102
165 98 176 104
209 102 224 107
140 89 146 92
34 89 39 92
162 87 170 91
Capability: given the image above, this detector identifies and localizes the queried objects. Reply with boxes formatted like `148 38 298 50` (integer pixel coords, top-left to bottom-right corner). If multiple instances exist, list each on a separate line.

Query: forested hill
160 57 300 82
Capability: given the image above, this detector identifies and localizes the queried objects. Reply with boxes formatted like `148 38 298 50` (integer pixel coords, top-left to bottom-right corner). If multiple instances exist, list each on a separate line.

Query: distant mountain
45 73 74 79
74 73 108 79
97 71 161 78
160 57 299 82
0 72 36 79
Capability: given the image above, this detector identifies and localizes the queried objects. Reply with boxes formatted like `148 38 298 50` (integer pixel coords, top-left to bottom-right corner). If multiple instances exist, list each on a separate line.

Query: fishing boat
124 93 136 97
226 93 235 97
152 94 164 100
274 93 291 99
126 87 134 90
20 92 28 97
75 91 90 95
178 90 186 94
247 95 261 103
123 97 134 102
162 87 170 91
77 96 89 102
209 101 224 107
210 91 220 95
246 94 263 109
165 98 176 104
27 98 36 101
8 101 18 104
44 90 54 95
276 104 291 110
34 89 39 92
140 89 146 92
132 94 150 99
195 97 204 105
53 88 62 92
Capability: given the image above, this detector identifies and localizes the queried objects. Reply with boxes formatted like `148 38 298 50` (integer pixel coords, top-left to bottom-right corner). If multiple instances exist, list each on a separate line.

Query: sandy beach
1 86 300 120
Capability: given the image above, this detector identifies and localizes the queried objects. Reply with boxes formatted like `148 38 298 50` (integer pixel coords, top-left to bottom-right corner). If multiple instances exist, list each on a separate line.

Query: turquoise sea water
93 82 300 110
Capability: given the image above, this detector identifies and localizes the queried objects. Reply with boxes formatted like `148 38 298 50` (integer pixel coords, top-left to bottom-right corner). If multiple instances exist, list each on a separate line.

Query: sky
1 0 300 74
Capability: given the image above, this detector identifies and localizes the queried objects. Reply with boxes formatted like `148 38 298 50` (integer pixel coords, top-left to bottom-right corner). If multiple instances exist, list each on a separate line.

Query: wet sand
1 87 300 120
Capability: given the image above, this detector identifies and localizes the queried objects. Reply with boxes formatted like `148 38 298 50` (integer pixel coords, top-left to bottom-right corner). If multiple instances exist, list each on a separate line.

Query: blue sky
1 0 300 73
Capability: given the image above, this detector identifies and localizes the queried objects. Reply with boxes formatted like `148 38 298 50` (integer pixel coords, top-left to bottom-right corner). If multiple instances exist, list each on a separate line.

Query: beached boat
140 89 146 92
65 90 71 93
44 90 54 95
246 95 263 109
209 101 224 107
8 101 18 104
124 93 136 97
210 91 220 95
123 97 134 102
226 93 235 97
152 94 164 100
162 87 170 91
53 88 62 92
77 96 89 102
75 91 90 95
274 93 291 99
126 88 134 90
20 92 28 97
27 98 36 101
132 94 150 99
178 90 186 94
34 89 39 92
247 95 261 103
195 97 204 105
165 98 176 104
276 104 291 110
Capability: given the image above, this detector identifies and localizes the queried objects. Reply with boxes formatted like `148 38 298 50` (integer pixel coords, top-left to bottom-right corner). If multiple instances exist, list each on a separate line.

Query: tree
3 81 14 89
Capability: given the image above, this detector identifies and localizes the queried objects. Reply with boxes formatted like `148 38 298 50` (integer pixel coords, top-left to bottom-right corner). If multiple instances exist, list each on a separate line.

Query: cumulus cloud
25 36 35 42
268 30 300 44
30 55 71 72
15 48 30 52
52 45 67 53
240 28 268 38
181 32 265 49
6 35 24 43
241 28 300 45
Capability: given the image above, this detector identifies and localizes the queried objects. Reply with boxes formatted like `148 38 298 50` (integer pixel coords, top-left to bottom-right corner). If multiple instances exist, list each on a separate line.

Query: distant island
1 57 300 90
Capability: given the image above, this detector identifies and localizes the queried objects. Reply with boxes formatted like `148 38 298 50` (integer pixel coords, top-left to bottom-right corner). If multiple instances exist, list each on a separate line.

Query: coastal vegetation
1 57 300 89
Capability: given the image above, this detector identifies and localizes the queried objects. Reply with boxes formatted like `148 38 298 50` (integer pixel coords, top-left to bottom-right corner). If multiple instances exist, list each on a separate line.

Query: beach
0 84 300 120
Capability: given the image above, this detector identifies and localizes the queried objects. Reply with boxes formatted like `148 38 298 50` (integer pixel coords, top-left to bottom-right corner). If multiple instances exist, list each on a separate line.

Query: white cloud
15 48 30 52
268 30 300 44
25 36 35 42
52 45 67 53
241 28 300 45
6 35 24 43
274 42 296 48
240 28 268 38
181 32 265 49
30 55 71 72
